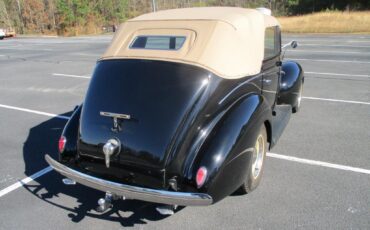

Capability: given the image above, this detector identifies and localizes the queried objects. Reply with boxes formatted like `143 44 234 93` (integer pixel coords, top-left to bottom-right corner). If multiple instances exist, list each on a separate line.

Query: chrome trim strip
218 74 262 105
45 155 213 206
99 111 131 120
226 147 255 166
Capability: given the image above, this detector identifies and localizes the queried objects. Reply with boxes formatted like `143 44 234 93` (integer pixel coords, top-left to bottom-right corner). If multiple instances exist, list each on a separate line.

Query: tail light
196 167 207 188
58 136 67 153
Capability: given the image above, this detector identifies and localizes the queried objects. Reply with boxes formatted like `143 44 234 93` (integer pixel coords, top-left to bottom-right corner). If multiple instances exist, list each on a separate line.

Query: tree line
0 0 369 35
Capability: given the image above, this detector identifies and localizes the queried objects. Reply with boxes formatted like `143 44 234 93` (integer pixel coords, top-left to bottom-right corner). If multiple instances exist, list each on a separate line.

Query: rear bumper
45 155 213 206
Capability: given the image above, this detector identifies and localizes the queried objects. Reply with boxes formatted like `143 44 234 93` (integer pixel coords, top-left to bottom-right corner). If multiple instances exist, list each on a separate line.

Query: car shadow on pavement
22 111 173 227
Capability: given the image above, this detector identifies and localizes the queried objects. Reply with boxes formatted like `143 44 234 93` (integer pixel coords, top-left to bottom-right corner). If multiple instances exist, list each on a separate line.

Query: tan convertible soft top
101 7 280 79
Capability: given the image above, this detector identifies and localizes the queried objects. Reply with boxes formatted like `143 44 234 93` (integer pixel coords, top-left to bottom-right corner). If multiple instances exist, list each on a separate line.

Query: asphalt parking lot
0 34 369 229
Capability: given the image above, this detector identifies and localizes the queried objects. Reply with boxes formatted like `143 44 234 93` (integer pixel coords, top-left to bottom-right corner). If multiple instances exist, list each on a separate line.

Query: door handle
262 79 272 85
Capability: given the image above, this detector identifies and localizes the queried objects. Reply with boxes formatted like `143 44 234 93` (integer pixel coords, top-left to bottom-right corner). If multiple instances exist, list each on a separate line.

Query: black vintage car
46 7 303 214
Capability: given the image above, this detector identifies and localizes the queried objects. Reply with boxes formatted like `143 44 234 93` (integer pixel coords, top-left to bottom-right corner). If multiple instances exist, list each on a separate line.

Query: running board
271 105 291 147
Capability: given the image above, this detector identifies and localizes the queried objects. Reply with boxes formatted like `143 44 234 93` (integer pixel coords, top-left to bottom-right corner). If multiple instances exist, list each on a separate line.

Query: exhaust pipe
156 205 178 215
96 192 123 213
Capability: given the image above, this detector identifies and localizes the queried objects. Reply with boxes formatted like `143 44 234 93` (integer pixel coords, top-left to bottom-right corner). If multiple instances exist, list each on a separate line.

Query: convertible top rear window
130 36 186 50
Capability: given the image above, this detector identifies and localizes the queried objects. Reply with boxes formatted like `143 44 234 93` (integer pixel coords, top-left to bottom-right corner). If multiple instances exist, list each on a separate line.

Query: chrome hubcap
252 135 264 179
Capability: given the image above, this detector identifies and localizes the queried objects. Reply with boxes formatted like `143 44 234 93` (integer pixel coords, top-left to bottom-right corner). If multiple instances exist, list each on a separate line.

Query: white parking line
288 50 366 55
0 47 53 51
267 153 370 175
0 104 70 120
349 40 370 43
0 104 70 197
293 58 370 64
284 39 370 43
72 53 99 57
52 73 90 79
54 71 370 80
300 43 370 48
303 97 370 105
0 167 52 198
305 71 370 78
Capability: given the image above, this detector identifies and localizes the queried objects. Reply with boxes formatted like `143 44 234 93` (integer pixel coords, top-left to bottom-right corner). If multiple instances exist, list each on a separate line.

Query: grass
278 11 370 34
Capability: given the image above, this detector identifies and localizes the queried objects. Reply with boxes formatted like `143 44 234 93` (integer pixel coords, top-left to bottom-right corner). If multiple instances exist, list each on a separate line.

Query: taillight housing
58 136 67 153
196 166 207 188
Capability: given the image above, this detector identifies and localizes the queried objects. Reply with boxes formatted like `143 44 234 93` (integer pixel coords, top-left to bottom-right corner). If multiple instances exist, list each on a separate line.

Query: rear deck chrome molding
45 155 213 206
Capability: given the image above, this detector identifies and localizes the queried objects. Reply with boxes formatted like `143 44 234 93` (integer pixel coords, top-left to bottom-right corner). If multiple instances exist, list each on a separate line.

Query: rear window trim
129 35 187 51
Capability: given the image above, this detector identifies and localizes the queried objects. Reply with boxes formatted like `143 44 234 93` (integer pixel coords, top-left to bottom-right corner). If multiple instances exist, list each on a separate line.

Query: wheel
0 37 4 40
292 82 303 113
237 125 267 194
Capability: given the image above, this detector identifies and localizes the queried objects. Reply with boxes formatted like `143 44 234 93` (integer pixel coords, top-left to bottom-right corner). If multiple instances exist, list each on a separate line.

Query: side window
264 26 280 60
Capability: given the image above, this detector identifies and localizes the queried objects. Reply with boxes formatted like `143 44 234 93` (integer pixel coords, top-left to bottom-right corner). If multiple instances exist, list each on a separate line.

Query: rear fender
60 105 82 163
187 94 271 202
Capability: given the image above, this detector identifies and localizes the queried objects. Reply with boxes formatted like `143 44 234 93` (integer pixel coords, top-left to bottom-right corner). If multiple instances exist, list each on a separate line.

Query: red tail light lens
196 167 207 188
58 136 66 153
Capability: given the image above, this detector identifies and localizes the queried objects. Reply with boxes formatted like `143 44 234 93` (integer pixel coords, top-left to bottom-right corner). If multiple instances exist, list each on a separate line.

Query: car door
261 26 281 109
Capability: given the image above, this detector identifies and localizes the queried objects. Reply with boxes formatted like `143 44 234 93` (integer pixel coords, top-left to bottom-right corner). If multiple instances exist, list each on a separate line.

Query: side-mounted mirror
282 40 298 49
290 41 298 49
281 40 298 60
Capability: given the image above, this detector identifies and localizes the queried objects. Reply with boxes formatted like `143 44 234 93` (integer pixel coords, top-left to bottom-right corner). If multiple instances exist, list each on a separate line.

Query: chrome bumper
45 155 213 206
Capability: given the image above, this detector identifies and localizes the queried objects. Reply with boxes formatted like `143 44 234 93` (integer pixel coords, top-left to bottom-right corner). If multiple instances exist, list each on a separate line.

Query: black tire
237 125 267 194
0 37 4 40
292 82 303 113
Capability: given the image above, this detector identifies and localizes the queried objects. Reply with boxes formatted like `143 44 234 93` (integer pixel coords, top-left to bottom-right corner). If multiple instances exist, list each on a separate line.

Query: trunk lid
78 59 208 172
